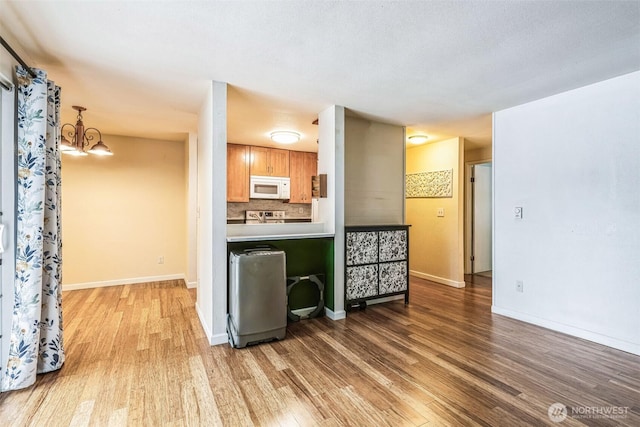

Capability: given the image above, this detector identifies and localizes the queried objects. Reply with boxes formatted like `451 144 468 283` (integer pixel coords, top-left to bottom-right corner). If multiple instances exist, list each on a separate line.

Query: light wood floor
1 276 638 426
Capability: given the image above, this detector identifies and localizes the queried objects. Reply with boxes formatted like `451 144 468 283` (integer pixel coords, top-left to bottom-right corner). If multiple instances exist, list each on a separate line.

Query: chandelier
60 106 113 156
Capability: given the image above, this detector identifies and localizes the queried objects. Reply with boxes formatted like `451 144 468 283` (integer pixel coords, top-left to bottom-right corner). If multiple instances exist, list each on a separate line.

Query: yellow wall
406 137 465 287
465 146 492 163
61 135 187 287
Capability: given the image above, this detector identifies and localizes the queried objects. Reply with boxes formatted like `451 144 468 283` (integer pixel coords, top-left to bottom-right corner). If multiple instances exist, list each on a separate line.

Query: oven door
250 176 281 199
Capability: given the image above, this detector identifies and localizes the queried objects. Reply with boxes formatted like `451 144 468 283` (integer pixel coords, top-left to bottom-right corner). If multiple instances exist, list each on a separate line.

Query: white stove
245 210 285 224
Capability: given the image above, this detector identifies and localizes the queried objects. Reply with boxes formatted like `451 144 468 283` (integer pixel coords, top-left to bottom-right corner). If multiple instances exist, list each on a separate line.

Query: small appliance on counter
245 210 285 224
227 245 287 348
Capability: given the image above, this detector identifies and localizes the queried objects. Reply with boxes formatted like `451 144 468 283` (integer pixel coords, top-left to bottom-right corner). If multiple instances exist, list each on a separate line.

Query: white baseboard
195 301 213 343
63 274 187 291
210 333 229 346
325 307 346 320
410 270 466 288
186 281 197 289
492 306 640 356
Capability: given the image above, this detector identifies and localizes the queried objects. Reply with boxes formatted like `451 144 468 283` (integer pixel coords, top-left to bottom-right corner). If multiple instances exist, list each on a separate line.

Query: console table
344 225 410 311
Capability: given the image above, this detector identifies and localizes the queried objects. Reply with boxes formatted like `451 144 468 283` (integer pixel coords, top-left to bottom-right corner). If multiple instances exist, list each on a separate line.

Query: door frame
464 159 492 274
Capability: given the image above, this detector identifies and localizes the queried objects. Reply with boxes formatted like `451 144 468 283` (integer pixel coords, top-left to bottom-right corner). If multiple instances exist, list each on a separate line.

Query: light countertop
226 222 333 242
226 232 334 242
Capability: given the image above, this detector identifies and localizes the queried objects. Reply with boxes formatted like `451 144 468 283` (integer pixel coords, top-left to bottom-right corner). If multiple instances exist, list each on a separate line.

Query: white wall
196 81 228 345
344 116 405 225
318 105 346 320
317 105 345 319
0 32 29 82
186 132 198 288
493 71 640 355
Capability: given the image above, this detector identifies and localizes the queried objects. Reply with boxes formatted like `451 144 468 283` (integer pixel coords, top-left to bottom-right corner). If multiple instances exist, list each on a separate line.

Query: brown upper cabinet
250 146 290 177
227 144 251 202
289 151 317 204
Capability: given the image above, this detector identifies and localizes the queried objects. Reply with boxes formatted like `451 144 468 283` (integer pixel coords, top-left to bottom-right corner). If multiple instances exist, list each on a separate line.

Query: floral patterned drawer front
346 231 378 265
379 261 408 294
379 230 407 262
346 265 379 300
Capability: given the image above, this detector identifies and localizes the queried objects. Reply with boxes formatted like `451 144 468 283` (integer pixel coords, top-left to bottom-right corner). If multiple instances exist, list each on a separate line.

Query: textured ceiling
1 1 639 152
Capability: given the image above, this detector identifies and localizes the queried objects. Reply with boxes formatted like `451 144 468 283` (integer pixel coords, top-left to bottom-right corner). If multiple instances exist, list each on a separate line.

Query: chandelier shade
61 106 113 156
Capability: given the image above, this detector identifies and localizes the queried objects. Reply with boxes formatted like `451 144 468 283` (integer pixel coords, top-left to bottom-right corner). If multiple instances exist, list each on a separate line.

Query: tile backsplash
228 200 312 219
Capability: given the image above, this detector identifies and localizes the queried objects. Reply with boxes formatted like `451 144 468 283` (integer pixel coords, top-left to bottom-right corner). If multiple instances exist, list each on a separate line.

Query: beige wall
406 137 465 287
345 116 405 225
61 134 187 287
465 146 492 163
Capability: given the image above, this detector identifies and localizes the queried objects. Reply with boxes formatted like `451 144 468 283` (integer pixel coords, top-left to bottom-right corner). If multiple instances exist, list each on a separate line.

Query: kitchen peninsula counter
226 222 333 242
226 224 335 314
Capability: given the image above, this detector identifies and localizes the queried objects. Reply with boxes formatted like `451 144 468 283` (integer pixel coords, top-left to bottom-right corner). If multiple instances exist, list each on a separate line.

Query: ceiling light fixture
408 134 429 145
270 130 300 144
61 106 113 156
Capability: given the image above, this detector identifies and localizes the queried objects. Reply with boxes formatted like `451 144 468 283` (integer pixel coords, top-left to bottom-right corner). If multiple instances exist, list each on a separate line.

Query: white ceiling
1 1 639 152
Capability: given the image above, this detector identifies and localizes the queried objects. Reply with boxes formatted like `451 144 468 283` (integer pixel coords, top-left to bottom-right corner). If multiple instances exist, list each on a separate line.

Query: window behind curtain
0 78 16 383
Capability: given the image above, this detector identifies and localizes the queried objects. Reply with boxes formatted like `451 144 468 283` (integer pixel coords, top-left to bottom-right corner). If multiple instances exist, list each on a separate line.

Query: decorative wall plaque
406 169 453 198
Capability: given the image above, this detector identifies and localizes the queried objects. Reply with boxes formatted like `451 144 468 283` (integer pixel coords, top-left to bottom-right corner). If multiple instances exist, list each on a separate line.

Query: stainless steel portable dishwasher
227 246 287 348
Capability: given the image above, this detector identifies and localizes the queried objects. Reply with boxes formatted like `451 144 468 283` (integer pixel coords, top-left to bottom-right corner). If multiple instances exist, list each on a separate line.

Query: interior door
472 163 492 273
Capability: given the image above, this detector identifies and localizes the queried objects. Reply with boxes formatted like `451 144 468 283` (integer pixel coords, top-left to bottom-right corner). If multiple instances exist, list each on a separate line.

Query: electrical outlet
437 208 445 217
298 207 303 213
516 280 523 293
158 256 164 264
514 207 523 219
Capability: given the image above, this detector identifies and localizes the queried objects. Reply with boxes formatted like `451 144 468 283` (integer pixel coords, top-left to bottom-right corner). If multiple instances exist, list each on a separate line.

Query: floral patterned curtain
1 66 64 391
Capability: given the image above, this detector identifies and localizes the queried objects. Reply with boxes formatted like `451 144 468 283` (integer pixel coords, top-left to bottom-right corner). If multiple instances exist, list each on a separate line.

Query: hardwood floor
1 277 638 426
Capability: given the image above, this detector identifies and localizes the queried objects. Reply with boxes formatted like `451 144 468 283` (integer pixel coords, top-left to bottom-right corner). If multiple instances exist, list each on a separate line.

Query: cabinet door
249 146 270 176
289 150 305 203
289 151 317 203
302 152 317 202
227 144 250 202
269 148 290 177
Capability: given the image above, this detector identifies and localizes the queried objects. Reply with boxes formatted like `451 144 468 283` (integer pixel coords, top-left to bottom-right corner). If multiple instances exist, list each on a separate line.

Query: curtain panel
1 66 64 392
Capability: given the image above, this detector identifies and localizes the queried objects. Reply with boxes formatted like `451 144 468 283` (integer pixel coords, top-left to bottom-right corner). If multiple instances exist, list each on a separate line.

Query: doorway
465 161 492 276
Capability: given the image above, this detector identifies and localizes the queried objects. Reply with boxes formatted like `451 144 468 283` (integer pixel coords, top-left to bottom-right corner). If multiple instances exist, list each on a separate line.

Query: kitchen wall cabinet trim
344 225 409 311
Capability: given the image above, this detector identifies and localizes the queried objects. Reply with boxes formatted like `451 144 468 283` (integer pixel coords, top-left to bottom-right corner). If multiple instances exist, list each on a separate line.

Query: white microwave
249 176 290 200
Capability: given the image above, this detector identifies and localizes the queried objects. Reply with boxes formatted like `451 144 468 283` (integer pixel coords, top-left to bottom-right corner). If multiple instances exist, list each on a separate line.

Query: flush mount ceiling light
61 106 113 156
270 131 300 144
408 135 429 145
